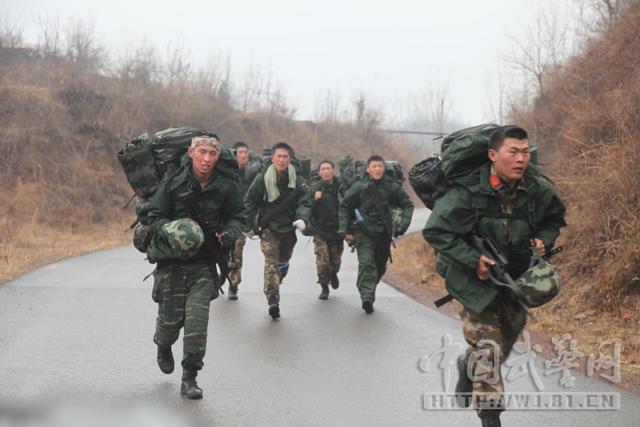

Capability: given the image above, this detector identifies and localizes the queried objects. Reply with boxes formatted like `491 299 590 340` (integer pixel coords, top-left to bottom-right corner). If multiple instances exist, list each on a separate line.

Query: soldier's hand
314 191 322 201
476 255 495 281
532 238 546 257
216 231 233 248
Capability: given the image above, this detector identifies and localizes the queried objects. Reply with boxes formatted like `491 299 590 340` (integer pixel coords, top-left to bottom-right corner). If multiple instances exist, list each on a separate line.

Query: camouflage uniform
227 160 260 288
227 234 246 287
338 176 413 302
308 177 344 287
244 167 310 299
147 160 245 370
423 163 566 409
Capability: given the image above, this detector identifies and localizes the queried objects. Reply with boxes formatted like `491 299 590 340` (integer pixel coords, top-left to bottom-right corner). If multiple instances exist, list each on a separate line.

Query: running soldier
227 141 260 300
146 135 245 399
307 160 343 300
244 142 311 319
338 155 414 313
423 126 566 426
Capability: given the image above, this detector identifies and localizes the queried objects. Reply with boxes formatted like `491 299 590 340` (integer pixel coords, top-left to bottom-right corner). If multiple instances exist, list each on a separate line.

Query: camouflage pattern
313 235 344 286
148 218 205 261
460 290 526 410
352 230 391 301
227 233 247 287
515 258 562 307
163 218 205 259
153 259 218 370
259 229 297 297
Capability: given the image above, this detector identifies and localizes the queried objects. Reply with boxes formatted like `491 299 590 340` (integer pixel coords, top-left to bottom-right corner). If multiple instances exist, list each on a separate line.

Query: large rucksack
117 127 239 252
409 123 542 210
409 124 499 210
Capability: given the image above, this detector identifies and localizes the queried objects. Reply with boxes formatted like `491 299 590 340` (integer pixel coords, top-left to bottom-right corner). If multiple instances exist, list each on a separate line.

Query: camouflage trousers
460 291 526 410
152 259 218 370
313 235 344 286
353 231 391 301
260 229 297 298
228 233 247 287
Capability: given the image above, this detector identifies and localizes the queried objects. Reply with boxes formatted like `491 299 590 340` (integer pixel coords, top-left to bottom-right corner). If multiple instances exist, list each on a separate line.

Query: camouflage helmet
148 218 205 261
515 259 562 308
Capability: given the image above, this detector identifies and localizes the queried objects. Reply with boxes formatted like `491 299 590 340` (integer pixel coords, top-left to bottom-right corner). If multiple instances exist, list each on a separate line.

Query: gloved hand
217 231 234 248
292 219 306 232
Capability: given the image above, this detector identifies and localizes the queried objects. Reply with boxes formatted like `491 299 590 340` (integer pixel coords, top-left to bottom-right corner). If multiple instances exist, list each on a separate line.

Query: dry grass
0 221 129 283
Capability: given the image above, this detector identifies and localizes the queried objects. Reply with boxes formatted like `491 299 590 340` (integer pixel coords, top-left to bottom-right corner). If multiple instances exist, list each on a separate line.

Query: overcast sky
5 0 570 127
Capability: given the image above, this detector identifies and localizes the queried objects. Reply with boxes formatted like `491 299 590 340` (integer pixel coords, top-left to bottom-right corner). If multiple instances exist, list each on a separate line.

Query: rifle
469 235 538 321
180 189 230 295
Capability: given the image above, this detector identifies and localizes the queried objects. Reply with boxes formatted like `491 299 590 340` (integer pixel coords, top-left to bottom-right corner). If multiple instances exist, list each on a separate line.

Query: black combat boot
318 284 330 300
455 355 473 407
478 410 501 427
181 366 203 399
362 299 374 314
157 345 174 374
330 272 340 289
228 285 238 300
268 294 280 319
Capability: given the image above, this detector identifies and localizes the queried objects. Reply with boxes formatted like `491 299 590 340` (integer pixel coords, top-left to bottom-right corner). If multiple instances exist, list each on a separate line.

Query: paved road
1 210 638 426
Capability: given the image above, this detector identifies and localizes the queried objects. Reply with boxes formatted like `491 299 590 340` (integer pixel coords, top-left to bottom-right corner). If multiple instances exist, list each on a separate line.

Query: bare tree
353 91 383 139
507 4 569 101
315 89 342 123
116 40 161 90
35 16 62 59
64 18 105 71
574 0 626 34
0 14 24 49
165 42 191 87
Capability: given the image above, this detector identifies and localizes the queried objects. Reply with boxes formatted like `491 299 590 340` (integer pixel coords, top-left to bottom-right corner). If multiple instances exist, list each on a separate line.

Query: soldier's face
271 148 291 173
488 138 531 184
319 163 334 182
366 161 385 180
188 145 220 177
236 147 249 167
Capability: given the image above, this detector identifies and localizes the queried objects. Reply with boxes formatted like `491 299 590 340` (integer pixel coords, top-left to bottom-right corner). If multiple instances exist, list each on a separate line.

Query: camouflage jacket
244 169 311 234
147 163 246 259
338 176 414 237
307 177 342 242
423 162 566 313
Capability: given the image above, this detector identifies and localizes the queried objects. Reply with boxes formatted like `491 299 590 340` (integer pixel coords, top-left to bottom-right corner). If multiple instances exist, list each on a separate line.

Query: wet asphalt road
1 210 638 426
